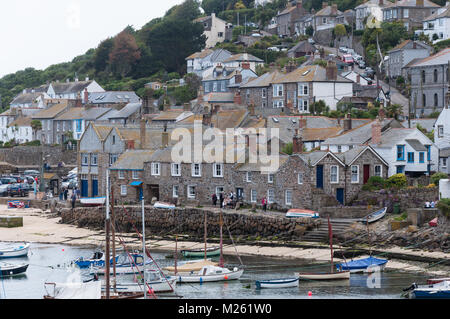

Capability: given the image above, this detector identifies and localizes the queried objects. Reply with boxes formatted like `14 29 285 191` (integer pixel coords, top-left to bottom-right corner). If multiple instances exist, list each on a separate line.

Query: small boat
285 209 319 219
164 259 218 274
359 207 387 224
44 281 102 299
175 265 244 283
80 197 106 207
336 256 388 273
427 277 450 285
255 277 299 289
73 251 123 269
0 242 30 258
102 270 177 293
429 217 438 227
296 271 350 280
90 253 153 276
0 262 29 276
154 202 176 209
181 246 221 258
404 280 450 299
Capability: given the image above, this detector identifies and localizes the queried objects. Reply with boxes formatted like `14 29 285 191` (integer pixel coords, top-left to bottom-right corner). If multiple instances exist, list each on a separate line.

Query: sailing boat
167 210 243 283
295 217 350 280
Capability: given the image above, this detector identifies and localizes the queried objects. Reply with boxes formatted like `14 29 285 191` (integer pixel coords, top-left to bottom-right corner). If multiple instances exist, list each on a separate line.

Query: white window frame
298 172 303 184
262 88 267 98
251 189 257 203
246 172 252 182
173 185 179 198
132 171 139 180
213 163 224 177
267 174 274 184
273 84 283 97
151 163 160 176
438 125 444 138
330 165 339 184
273 100 284 108
351 165 359 183
298 83 308 96
374 165 382 177
82 153 89 166
120 185 127 196
187 185 196 199
215 186 224 197
119 170 125 179
267 189 275 204
191 163 202 177
91 154 98 166
285 190 292 206
404 8 409 18
171 163 181 176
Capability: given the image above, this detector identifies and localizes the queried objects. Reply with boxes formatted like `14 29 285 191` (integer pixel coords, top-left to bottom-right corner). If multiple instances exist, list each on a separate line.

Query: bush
387 173 407 188
437 198 450 217
431 172 448 186
367 176 387 190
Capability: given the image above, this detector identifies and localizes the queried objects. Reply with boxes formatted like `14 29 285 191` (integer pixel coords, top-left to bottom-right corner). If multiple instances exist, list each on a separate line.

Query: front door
336 188 344 205
236 188 244 201
81 179 88 197
92 179 98 197
363 165 370 184
147 185 160 201
316 165 324 189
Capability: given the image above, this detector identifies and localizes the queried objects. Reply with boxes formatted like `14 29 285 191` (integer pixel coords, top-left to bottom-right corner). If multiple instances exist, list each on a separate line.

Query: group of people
58 187 80 209
211 192 269 212
425 200 437 208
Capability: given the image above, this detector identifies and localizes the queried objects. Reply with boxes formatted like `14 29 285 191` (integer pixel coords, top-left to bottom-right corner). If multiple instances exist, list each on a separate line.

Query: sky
0 0 185 78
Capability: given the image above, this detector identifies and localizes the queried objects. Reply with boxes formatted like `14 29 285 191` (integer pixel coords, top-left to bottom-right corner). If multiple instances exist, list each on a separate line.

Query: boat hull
103 278 177 293
412 290 450 299
0 243 30 258
0 263 29 276
176 269 244 283
181 247 221 258
337 257 388 273
255 278 299 289
295 271 350 280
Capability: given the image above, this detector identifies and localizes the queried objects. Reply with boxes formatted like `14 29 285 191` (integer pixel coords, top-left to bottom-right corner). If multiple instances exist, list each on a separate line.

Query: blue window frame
419 152 425 163
426 145 431 161
76 119 82 132
397 145 405 161
407 152 414 163
396 166 405 174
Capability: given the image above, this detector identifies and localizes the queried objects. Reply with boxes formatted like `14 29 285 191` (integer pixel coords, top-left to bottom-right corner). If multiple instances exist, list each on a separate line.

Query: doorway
363 165 370 184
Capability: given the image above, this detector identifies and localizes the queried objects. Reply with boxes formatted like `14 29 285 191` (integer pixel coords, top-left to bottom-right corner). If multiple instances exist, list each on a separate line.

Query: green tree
386 104 403 120
334 24 347 55
93 38 114 73
30 120 42 141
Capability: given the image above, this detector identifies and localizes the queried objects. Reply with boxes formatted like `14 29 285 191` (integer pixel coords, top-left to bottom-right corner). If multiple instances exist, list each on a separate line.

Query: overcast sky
0 0 185 78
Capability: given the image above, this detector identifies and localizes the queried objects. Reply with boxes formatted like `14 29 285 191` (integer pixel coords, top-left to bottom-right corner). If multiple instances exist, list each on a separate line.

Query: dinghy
255 277 299 289
90 253 153 276
0 242 30 258
181 246 221 258
175 265 243 283
80 197 106 207
154 202 176 209
102 270 177 293
429 217 438 227
359 207 387 224
336 256 388 273
285 209 319 219
404 280 450 299
73 251 122 269
0 262 29 276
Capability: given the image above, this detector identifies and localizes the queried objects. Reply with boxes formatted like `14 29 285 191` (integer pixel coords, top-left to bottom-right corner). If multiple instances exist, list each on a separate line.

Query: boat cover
338 256 387 270
164 260 218 273
51 281 101 299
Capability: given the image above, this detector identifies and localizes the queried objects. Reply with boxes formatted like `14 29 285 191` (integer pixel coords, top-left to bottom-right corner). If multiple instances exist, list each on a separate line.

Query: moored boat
175 265 243 283
359 207 387 224
90 253 153 275
0 242 30 258
154 202 176 209
44 281 102 299
80 197 106 207
336 256 388 273
427 277 450 285
102 270 177 293
0 262 29 276
163 259 218 274
255 277 299 289
285 209 319 219
404 280 450 299
181 246 221 258
296 271 350 280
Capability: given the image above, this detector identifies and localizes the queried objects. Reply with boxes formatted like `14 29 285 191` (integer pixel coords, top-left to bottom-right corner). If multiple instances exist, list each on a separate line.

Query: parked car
24 170 40 176
328 53 337 58
0 184 9 197
339 47 348 53
342 54 354 66
268 46 280 52
8 183 28 197
0 177 17 185
24 176 36 184
358 60 366 69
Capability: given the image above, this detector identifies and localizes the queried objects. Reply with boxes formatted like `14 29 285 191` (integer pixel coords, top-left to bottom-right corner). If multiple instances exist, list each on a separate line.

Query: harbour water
0 243 436 299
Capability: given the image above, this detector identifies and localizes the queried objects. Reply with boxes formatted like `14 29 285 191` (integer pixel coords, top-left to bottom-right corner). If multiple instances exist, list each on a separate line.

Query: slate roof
288 41 317 55
54 107 111 121
109 150 155 170
99 103 141 120
383 0 440 8
88 91 140 104
240 70 285 88
50 80 93 95
272 65 352 84
424 6 450 21
10 92 42 105
32 102 69 119
186 49 214 60
405 139 427 151
223 53 264 63
315 6 342 17
407 48 450 67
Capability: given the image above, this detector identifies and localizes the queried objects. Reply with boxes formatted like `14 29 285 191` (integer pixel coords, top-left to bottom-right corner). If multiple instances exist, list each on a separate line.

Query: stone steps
301 218 356 242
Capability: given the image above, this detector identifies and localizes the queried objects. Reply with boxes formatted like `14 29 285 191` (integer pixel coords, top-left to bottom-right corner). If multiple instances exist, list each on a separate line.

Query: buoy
308 291 312 297
199 277 203 284
224 275 228 280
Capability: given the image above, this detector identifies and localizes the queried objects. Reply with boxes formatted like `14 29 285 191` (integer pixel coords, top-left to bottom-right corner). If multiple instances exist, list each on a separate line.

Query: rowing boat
181 246 221 258
359 207 387 224
285 209 319 219
295 271 350 280
255 277 299 289
0 262 29 276
0 242 30 258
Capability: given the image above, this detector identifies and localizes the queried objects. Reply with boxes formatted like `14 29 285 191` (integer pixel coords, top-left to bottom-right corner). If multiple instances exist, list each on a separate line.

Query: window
426 145 431 161
423 94 427 107
262 88 267 98
151 163 160 176
397 145 405 161
273 100 284 108
404 8 409 18
267 189 275 204
351 165 359 183
120 185 127 196
112 135 116 145
218 32 223 37
337 145 342 153
396 165 405 174
171 163 181 176
251 189 257 203
434 69 438 83
298 83 308 96
267 174 274 183
110 154 118 166
273 84 283 97
246 172 252 182
419 152 425 163
322 17 327 24
47 120 50 130
443 158 448 168
221 81 226 92
91 154 98 166
192 163 201 177
213 163 223 177
374 165 382 177
298 172 303 184
421 70 426 84
298 99 308 112
434 93 438 107
330 165 339 183
407 152 415 163
213 82 217 92
173 185 179 198
187 185 196 199
132 171 139 179
246 89 250 100
82 154 89 166
57 122 60 132
119 170 125 179
438 125 444 138
76 120 82 132
285 190 292 206
215 187 224 197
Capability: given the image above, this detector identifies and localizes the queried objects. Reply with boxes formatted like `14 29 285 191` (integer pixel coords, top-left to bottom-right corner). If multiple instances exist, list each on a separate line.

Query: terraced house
382 0 441 31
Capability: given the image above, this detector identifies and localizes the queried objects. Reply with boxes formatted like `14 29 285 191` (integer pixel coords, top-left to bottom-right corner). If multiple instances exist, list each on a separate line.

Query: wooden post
105 169 111 299
219 210 224 268
328 216 333 274
204 211 207 261
111 189 117 293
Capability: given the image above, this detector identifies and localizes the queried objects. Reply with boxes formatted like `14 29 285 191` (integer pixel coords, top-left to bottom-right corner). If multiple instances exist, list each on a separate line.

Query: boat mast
111 187 117 293
367 216 371 257
204 210 207 261
328 216 333 274
105 169 111 299
219 209 224 268
174 235 178 274
142 193 147 299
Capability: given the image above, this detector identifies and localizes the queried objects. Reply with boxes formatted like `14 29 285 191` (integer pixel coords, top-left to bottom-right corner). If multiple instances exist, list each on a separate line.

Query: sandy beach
1 205 449 277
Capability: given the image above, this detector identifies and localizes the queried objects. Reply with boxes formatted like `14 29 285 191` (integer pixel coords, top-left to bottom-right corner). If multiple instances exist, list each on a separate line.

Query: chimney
269 62 276 70
162 131 169 148
413 41 417 49
326 60 338 81
297 0 303 9
234 91 242 105
299 116 307 130
331 4 338 15
379 107 386 121
126 140 135 150
83 88 89 104
183 103 190 111
235 71 242 84
197 86 204 103
322 2 328 9
343 113 352 131
241 61 250 70
371 120 382 145
248 103 255 116
292 129 303 154
356 74 361 84
416 0 424 7
286 61 297 73
140 118 146 149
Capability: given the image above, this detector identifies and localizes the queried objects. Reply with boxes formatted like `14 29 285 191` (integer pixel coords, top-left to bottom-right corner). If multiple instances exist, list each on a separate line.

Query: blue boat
336 256 388 273
406 281 450 299
90 253 153 275
73 251 118 269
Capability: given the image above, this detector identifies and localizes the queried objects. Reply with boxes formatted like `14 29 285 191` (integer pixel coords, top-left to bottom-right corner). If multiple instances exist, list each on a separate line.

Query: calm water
0 243 434 299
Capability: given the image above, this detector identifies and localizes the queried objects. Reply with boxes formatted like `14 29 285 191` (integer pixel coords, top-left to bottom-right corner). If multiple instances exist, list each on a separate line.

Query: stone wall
0 146 77 167
318 206 377 219
60 206 320 240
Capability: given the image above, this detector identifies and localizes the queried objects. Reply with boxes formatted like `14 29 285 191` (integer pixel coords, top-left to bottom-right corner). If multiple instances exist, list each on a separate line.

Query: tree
334 24 347 55
310 100 328 115
93 38 114 73
109 30 141 77
386 104 403 120
30 120 42 141
305 25 314 37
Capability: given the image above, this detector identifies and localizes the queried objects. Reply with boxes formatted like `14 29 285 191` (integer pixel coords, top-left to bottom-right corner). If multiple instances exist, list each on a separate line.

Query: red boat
429 217 438 227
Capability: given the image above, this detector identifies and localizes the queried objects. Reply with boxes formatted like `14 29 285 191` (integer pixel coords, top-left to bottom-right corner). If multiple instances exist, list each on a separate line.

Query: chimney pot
234 91 242 105
344 113 352 131
371 120 382 145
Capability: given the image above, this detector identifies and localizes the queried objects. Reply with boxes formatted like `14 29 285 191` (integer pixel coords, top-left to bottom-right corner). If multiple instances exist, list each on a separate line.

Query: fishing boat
176 265 243 283
154 202 176 209
427 277 450 284
359 207 387 224
80 197 106 207
0 261 29 276
336 256 388 273
296 217 350 280
72 250 124 269
255 277 299 289
285 209 319 219
90 253 153 275
102 270 177 293
404 280 450 299
181 246 221 258
0 242 30 258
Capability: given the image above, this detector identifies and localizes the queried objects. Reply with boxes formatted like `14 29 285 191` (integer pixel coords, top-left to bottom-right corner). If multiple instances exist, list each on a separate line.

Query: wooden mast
174 235 178 274
367 216 371 257
105 169 111 299
111 187 117 293
219 209 224 268
204 210 207 261
328 216 333 274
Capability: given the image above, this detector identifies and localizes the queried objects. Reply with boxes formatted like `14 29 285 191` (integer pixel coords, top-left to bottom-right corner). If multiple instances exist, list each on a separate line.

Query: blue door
336 188 344 205
81 180 88 197
316 165 324 189
92 180 98 197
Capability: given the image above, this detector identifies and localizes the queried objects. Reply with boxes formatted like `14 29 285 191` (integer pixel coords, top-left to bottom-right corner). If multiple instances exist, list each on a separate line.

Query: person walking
59 189 64 201
63 188 68 201
262 197 267 212
212 193 217 207
33 180 38 199
71 191 77 210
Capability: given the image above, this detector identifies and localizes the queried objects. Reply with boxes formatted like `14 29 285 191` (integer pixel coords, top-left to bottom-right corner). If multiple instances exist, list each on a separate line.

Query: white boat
405 280 450 299
295 271 350 280
44 281 101 299
102 270 177 293
359 207 387 224
0 262 29 276
255 277 299 289
285 209 319 218
175 265 244 283
0 242 30 258
80 197 106 207
164 259 218 274
90 253 153 275
154 202 176 209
